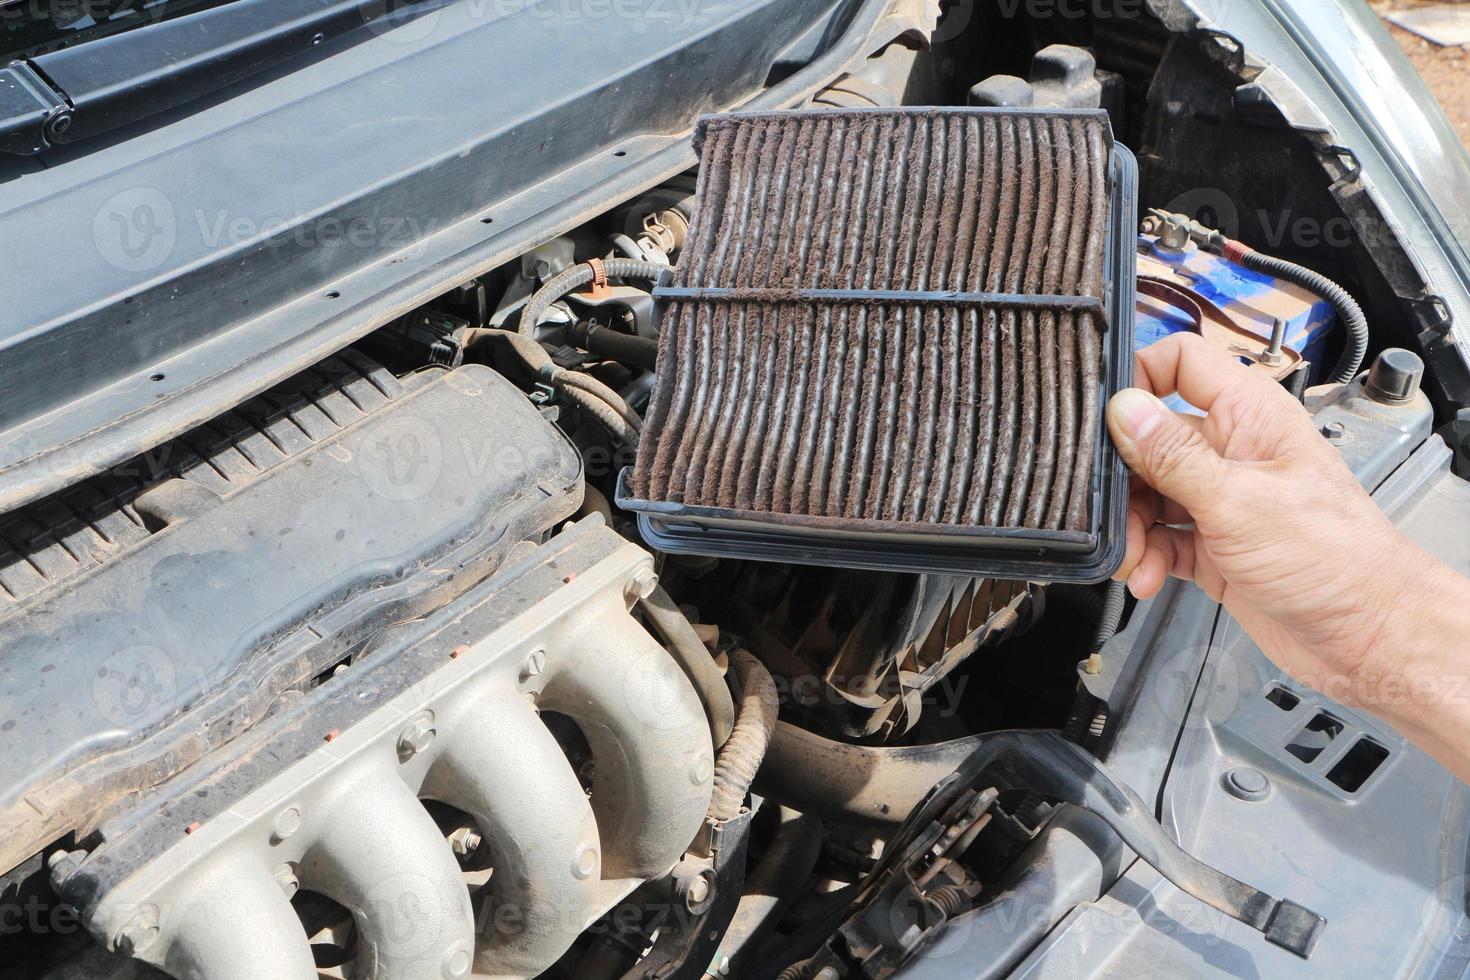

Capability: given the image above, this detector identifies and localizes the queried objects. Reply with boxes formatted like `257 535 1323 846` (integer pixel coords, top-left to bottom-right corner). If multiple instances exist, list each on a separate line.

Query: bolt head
572 843 599 879
397 714 436 758
273 864 299 899
687 874 711 906
523 649 546 677
628 566 659 601
442 944 473 979
271 807 302 843
114 907 160 956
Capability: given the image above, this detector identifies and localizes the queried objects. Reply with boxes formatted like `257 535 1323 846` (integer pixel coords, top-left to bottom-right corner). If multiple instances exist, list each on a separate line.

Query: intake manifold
63 522 714 980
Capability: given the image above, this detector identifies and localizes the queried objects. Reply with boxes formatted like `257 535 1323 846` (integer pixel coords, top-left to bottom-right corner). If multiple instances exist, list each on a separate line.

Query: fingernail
1108 388 1166 444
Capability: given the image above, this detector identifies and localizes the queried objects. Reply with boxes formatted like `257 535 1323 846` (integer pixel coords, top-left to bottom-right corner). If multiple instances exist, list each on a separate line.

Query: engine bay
3 2 1469 978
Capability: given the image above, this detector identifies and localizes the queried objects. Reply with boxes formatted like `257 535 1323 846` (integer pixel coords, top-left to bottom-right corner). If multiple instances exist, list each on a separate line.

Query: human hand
1106 333 1450 703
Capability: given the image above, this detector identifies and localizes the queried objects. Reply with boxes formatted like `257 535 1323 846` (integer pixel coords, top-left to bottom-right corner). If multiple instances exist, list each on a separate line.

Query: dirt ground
1372 1 1470 148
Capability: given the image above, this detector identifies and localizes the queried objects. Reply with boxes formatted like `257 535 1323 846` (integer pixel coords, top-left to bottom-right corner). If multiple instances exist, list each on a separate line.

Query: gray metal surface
0 0 905 514
1305 367 1435 491
0 363 582 876
896 347 1453 978
62 521 713 979
1001 448 1470 977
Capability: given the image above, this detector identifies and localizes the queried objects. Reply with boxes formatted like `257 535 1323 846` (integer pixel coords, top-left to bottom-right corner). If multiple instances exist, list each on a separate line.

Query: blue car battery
1135 235 1337 383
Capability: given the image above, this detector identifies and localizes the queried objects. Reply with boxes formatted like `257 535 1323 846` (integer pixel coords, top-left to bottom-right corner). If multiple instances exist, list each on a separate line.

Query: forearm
1346 557 1470 784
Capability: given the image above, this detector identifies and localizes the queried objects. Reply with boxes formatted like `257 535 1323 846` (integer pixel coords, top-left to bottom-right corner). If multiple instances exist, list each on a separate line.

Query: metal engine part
0 362 584 878
53 520 714 979
697 564 1037 738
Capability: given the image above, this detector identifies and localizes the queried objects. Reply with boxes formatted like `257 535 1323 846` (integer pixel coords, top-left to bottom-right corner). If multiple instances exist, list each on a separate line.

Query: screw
272 807 302 843
273 864 299 899
523 649 547 678
1321 420 1348 442
397 714 436 759
814 968 842 980
627 565 659 601
1259 317 1287 367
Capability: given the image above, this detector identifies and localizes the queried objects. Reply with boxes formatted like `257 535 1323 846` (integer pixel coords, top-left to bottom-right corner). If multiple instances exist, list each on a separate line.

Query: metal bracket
0 60 69 156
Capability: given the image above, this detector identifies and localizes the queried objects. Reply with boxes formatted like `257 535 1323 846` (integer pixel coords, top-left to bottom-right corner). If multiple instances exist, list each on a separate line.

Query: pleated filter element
617 107 1136 582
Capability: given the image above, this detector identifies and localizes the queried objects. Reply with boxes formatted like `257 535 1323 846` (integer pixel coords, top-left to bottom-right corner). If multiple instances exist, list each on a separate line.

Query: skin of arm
1107 332 1470 783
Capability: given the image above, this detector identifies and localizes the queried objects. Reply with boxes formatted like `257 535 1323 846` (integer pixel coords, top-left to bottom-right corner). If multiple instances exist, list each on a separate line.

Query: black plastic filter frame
618 109 1137 583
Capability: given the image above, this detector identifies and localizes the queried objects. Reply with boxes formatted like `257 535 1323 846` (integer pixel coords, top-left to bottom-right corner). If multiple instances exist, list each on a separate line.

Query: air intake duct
618 107 1136 582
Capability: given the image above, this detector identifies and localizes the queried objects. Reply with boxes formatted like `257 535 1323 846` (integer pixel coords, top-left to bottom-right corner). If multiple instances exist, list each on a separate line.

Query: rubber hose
1090 580 1128 655
1226 242 1369 384
1060 581 1127 746
517 258 666 337
717 807 824 972
708 649 779 823
562 385 639 448
754 722 986 827
554 371 642 430
638 586 735 747
462 327 642 440
568 321 659 370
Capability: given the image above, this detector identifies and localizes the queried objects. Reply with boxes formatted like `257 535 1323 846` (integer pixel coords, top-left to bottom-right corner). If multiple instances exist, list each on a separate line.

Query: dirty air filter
617 107 1136 581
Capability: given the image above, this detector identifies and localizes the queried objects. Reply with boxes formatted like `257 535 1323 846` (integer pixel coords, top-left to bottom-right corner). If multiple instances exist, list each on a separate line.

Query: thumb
1107 388 1227 517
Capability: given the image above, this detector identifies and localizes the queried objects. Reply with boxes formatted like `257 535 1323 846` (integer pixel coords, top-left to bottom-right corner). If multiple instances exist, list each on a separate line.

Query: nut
449 827 483 859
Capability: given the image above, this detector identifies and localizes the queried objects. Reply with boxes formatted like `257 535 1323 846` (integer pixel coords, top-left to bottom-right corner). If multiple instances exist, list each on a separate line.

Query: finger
1157 493 1193 526
1114 504 1149 583
1134 332 1253 413
1193 540 1227 603
1127 525 1197 600
1128 480 1193 527
1108 388 1229 521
